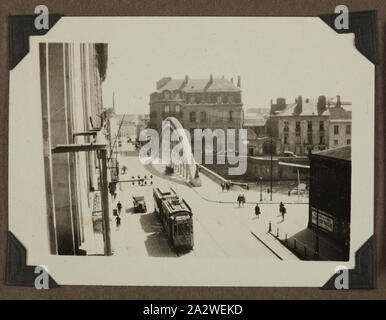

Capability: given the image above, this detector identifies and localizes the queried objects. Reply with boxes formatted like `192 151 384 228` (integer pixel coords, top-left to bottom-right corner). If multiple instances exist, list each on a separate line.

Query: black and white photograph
8 17 374 286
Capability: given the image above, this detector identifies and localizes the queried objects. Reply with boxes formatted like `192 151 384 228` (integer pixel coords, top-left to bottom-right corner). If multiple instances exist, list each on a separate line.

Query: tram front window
177 223 190 236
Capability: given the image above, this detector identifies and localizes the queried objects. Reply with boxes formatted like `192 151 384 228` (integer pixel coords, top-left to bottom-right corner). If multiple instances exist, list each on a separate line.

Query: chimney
317 95 327 115
185 75 189 84
295 96 302 115
231 77 234 84
209 73 213 83
277 97 286 110
336 95 341 108
237 75 241 88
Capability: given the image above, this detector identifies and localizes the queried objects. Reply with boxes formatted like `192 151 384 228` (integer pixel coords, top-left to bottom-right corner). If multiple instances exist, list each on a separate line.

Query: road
110 142 305 260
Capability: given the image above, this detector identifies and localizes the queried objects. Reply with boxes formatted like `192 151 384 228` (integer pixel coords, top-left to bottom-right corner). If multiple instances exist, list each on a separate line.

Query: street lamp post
259 177 263 201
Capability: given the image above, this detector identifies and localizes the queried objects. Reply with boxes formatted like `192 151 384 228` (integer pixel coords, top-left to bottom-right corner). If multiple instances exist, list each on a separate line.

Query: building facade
274 96 329 155
273 95 351 155
39 42 110 255
149 75 243 152
114 114 149 141
326 106 352 148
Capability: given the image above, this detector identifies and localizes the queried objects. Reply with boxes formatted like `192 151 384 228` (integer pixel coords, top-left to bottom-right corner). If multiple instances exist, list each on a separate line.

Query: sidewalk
284 228 349 261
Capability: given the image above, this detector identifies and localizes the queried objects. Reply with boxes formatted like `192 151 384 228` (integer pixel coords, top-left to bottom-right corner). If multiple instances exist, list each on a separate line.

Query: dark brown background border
0 0 384 299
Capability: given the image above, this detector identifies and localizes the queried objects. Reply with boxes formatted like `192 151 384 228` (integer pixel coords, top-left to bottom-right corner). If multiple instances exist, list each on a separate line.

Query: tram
153 187 193 252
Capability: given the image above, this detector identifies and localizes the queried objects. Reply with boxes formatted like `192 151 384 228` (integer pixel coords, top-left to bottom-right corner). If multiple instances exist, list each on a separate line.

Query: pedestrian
221 182 225 192
254 203 261 219
241 194 246 207
115 215 121 229
237 194 242 207
280 202 286 221
226 183 230 192
117 201 122 214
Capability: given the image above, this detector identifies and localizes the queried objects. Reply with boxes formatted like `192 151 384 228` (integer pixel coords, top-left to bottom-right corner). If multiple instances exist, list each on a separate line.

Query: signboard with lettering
311 208 334 232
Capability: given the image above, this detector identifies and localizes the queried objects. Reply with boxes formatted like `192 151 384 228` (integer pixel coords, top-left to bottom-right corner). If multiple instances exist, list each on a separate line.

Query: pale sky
100 17 373 115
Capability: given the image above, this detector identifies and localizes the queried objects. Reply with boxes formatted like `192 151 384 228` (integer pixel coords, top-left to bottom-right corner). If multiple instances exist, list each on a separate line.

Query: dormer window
164 91 170 100
217 96 222 104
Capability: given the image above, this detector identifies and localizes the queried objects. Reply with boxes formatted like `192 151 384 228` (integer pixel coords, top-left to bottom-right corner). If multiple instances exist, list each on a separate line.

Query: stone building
115 114 150 141
325 104 352 148
39 43 110 255
149 75 243 152
273 95 351 155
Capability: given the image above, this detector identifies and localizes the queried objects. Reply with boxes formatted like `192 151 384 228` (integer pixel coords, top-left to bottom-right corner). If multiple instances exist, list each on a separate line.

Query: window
200 111 207 122
164 105 170 114
228 95 234 103
307 121 313 132
164 91 170 100
174 91 181 99
229 111 233 121
307 133 312 144
295 121 300 132
189 95 195 104
217 96 222 104
346 125 351 135
319 135 324 144
319 121 324 131
190 112 196 122
284 134 288 144
347 139 351 145
334 125 339 135
175 104 180 113
334 140 338 145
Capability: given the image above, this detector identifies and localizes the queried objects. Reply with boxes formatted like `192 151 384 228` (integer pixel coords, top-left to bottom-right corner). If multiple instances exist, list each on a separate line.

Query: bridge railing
198 164 248 189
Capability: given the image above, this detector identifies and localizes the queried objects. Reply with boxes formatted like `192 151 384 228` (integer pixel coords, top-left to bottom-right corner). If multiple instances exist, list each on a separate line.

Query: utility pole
99 148 112 256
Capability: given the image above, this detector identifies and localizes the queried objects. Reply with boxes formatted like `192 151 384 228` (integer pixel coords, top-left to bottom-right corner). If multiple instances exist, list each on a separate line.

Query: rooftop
274 96 352 118
155 75 241 93
243 117 268 127
322 106 352 120
311 145 351 161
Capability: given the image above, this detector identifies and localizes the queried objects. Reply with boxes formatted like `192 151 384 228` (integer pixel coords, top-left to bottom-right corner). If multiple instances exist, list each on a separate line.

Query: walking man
280 201 286 221
237 194 242 207
117 201 122 215
221 182 225 192
254 203 261 219
115 215 121 230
